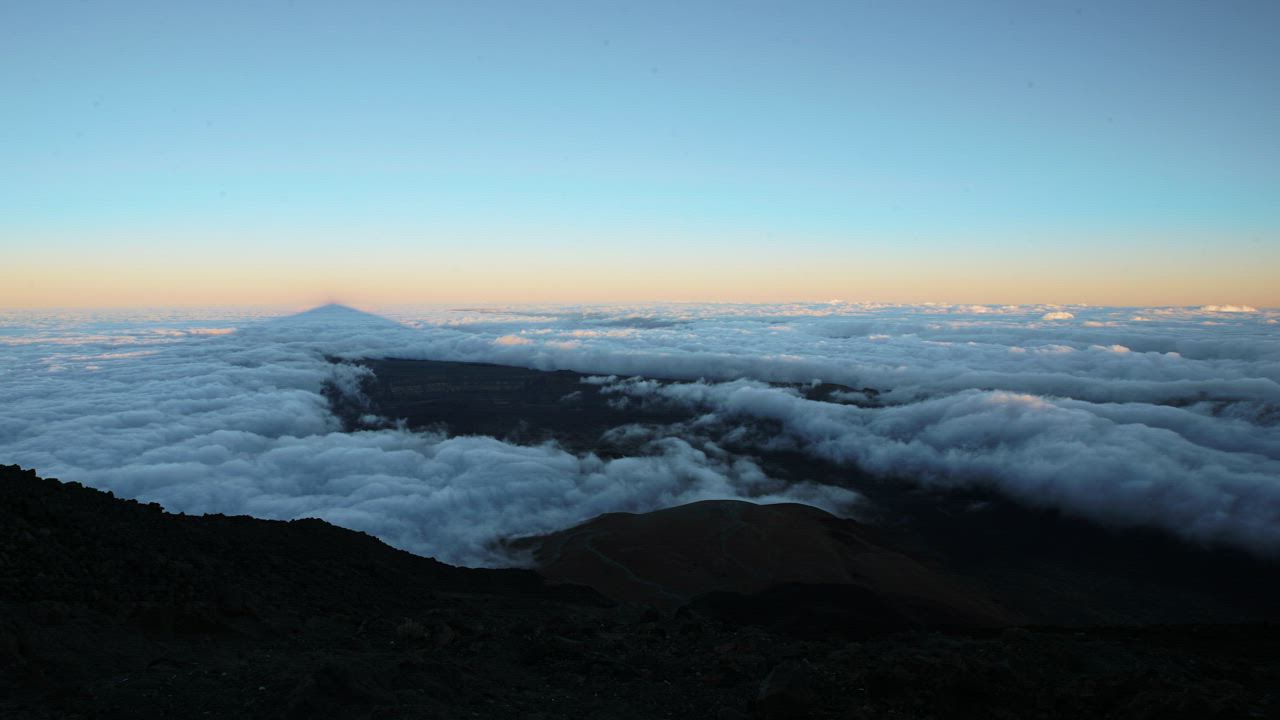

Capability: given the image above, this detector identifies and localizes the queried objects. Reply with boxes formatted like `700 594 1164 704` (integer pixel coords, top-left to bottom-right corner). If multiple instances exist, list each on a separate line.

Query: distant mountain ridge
516 499 1015 629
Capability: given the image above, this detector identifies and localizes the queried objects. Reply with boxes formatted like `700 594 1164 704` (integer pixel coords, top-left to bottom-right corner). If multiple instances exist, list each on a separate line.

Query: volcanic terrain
5 357 1280 718
4 464 1280 719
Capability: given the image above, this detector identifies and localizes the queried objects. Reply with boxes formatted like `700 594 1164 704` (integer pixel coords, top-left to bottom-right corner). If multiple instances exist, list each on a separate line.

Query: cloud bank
595 377 1280 553
0 305 859 566
1 301 1277 561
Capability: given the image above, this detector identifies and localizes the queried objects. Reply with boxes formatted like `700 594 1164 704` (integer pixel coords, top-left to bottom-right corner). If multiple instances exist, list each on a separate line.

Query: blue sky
2 1 1277 306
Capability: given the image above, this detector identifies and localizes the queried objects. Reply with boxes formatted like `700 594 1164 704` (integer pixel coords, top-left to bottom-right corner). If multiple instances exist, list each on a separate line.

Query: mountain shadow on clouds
259 303 411 331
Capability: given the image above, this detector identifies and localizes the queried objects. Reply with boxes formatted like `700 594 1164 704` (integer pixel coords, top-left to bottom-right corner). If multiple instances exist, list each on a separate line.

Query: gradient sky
3 0 1278 307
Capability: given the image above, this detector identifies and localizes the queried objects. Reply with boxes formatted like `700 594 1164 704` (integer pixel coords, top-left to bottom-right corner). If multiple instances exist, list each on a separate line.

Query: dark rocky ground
4 465 1279 719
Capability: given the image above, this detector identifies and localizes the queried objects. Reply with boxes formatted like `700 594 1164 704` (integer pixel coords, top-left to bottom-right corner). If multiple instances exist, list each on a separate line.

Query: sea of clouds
1 301 1277 564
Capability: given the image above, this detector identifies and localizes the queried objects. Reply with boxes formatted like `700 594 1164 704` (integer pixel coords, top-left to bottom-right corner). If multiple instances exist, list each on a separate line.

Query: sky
2 0 1278 307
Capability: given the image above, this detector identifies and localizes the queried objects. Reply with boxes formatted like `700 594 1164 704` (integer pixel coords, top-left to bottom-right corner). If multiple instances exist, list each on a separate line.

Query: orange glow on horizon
4 232 1278 309
3 261 1276 310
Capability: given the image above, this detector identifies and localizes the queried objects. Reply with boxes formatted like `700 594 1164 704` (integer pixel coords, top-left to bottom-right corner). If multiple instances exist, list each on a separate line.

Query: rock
755 660 818 719
395 618 427 641
432 621 457 648
284 662 391 719
0 623 23 665
1001 626 1033 642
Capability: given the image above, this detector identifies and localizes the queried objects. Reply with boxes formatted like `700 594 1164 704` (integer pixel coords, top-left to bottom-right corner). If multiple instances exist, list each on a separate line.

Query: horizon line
3 299 1276 312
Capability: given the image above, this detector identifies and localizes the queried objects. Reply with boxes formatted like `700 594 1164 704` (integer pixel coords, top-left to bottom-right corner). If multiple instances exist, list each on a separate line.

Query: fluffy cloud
596 377 1280 554
2 301 1277 561
1200 305 1259 313
0 305 861 566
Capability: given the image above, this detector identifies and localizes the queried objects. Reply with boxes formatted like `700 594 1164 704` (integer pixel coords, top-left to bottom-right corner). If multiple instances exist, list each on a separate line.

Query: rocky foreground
3 464 1278 719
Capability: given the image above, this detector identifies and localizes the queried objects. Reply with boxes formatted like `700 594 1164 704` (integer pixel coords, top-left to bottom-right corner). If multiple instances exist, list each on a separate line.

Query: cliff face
4 463 1280 720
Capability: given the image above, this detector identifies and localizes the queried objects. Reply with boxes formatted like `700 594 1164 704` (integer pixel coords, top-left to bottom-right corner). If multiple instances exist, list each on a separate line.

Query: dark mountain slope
517 500 1015 630
4 464 1279 720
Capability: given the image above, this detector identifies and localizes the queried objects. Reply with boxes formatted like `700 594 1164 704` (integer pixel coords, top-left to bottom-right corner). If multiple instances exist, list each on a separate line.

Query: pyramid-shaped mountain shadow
261 303 410 330
219 304 417 343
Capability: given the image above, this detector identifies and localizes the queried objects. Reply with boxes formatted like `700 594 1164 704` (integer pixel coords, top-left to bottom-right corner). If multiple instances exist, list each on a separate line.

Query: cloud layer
596 377 1280 553
1 301 1277 561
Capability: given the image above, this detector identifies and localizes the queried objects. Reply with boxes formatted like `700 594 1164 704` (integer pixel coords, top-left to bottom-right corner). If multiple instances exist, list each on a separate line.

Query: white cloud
599 377 1280 554
0 305 861 567
494 334 533 346
1200 305 1259 313
2 301 1278 562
